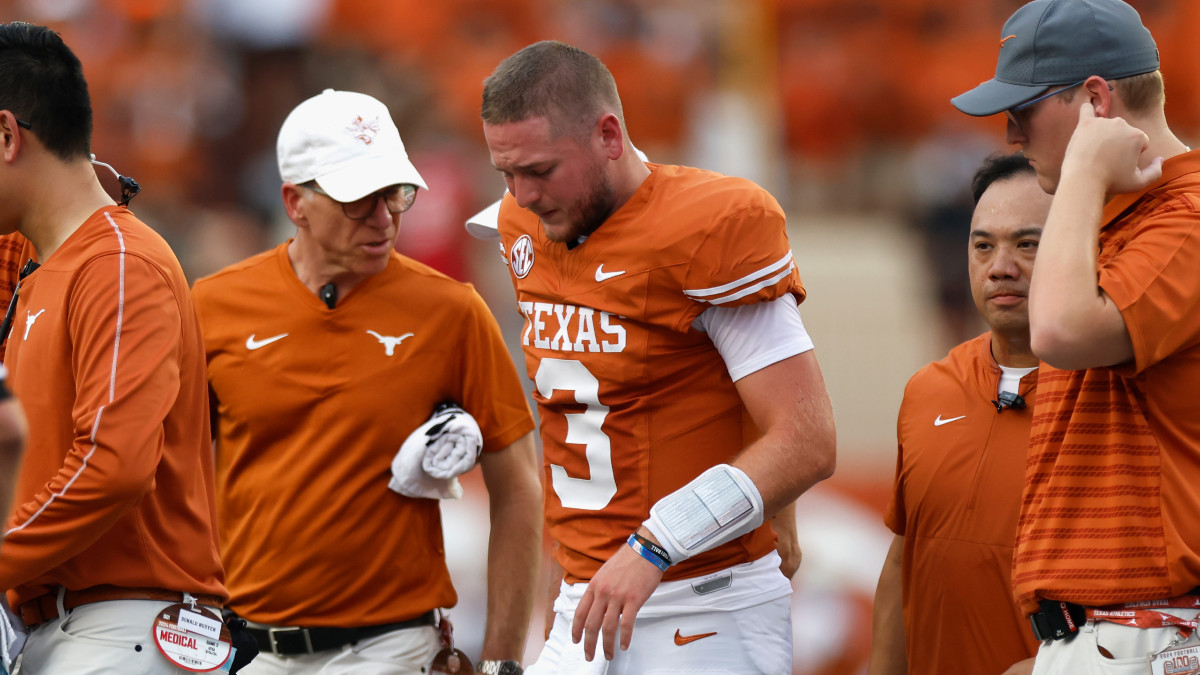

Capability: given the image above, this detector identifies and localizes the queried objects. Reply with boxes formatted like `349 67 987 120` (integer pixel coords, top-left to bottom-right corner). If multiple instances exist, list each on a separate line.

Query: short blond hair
1112 70 1164 114
1060 70 1163 115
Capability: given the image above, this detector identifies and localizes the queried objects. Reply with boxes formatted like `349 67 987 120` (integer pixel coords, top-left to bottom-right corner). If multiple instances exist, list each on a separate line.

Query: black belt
246 610 436 655
1029 600 1086 642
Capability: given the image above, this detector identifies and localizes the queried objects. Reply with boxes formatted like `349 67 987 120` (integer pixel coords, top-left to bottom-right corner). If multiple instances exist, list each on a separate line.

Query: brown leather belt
19 585 225 626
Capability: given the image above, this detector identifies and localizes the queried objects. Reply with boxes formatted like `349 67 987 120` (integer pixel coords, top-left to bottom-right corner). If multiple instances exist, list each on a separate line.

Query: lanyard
1087 595 1200 640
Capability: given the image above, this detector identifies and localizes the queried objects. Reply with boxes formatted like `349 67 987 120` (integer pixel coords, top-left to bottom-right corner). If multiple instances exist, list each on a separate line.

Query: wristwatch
477 660 523 675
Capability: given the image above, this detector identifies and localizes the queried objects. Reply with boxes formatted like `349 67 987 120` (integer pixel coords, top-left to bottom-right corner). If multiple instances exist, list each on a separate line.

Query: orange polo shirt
1014 150 1200 613
194 244 534 627
886 333 1039 672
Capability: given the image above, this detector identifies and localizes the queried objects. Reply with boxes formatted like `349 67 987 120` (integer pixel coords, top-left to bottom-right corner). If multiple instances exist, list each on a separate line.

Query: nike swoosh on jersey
246 333 289 350
934 414 966 427
595 264 626 282
673 629 717 646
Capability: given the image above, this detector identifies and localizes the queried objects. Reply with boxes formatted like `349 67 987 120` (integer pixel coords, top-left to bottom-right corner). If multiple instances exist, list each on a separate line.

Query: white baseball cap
277 89 428 202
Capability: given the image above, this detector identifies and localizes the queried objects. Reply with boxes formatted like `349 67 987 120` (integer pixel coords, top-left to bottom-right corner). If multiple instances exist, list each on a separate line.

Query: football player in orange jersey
481 41 836 672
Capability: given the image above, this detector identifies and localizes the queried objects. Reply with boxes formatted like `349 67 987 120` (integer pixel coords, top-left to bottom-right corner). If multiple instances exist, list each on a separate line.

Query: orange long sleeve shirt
1 207 226 611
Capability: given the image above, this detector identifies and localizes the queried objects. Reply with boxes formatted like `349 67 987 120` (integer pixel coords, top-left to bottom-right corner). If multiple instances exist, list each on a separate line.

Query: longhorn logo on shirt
510 235 534 279
367 330 414 356
23 308 45 341
346 115 381 145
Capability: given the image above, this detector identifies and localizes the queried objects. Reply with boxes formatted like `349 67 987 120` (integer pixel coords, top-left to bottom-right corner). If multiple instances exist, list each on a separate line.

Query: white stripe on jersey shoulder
5 211 127 538
684 251 795 305
104 211 127 400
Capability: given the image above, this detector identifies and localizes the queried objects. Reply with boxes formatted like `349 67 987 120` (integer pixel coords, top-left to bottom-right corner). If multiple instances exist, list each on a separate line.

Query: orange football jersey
497 163 805 582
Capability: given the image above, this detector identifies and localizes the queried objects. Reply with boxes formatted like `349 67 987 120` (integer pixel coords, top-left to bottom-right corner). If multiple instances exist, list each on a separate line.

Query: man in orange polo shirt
194 89 541 675
0 21 229 674
868 153 1048 675
953 0 1200 670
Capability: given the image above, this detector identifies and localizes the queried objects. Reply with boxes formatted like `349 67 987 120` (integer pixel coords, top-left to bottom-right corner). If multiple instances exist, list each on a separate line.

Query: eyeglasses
302 182 418 220
15 119 30 130
1004 80 1086 131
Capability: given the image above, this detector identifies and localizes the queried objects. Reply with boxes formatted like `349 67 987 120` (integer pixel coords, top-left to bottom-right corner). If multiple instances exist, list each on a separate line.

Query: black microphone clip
319 283 337 309
19 259 40 280
90 154 141 206
993 390 1027 413
117 174 141 206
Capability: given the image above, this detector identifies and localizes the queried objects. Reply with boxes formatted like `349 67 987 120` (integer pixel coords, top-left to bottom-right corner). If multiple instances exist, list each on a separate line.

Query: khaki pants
240 625 440 675
16 599 223 675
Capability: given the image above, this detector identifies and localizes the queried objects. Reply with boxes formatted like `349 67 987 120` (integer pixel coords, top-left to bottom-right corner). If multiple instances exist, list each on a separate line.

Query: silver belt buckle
267 626 313 655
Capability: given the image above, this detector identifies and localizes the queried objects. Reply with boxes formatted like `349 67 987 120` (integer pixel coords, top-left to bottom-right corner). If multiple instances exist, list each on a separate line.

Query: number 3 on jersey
535 358 617 510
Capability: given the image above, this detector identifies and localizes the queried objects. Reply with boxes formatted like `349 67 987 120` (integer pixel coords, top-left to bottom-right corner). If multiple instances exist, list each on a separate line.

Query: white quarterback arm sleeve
643 464 765 565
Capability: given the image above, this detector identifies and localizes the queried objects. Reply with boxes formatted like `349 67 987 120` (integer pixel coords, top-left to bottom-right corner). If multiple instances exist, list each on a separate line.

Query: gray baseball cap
952 0 1159 117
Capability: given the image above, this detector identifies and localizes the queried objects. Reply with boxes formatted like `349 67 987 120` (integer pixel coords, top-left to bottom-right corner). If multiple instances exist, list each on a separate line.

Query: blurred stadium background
3 0 1196 671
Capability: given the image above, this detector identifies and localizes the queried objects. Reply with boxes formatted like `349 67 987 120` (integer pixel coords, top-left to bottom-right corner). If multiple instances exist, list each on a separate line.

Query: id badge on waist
1151 644 1200 675
151 603 236 673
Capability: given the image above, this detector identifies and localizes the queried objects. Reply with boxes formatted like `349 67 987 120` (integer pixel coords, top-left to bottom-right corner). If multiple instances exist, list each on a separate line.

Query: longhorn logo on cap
1000 34 1017 47
346 115 381 145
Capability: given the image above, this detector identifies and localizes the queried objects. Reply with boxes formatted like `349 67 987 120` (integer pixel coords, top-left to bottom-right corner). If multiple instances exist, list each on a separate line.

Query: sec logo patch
510 235 534 279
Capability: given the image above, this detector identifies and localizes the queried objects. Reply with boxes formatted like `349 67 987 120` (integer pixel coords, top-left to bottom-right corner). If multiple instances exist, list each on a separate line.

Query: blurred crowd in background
3 0 1197 672
8 0 1198 335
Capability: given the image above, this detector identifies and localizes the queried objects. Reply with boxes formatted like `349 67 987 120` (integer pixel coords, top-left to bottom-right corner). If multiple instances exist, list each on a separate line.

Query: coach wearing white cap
192 89 541 675
953 1 1200 672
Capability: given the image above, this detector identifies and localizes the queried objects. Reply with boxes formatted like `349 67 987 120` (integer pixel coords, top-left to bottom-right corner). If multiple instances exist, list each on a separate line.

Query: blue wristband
627 534 669 572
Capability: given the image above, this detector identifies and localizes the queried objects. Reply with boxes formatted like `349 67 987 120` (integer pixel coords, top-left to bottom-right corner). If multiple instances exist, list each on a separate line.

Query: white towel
389 404 483 500
0 595 27 674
